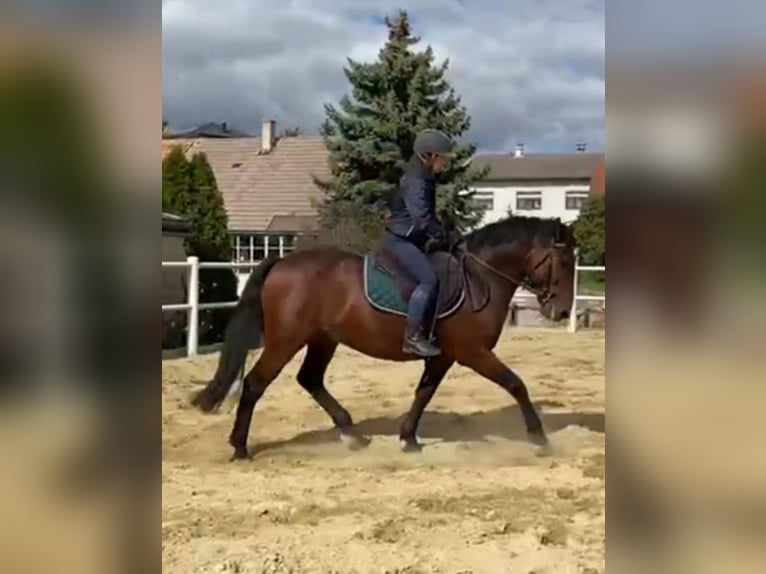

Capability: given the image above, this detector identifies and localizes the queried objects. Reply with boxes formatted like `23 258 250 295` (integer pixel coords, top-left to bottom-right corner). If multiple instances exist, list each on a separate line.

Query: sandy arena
162 329 605 574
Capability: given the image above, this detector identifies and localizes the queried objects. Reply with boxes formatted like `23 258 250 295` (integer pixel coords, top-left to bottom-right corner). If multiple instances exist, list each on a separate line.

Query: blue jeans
383 232 439 333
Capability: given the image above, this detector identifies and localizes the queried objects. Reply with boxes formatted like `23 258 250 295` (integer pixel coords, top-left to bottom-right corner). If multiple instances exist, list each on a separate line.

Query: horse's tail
191 255 281 413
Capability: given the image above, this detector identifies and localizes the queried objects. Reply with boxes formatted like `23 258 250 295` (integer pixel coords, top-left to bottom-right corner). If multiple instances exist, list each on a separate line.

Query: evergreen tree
162 149 237 344
161 146 189 212
162 149 230 258
187 153 231 259
317 9 488 247
572 194 605 265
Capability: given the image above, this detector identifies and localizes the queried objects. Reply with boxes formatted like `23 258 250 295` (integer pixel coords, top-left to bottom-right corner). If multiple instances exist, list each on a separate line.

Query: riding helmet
413 129 455 157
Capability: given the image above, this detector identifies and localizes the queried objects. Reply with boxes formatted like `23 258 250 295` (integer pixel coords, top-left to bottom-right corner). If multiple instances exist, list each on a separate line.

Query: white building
469 146 604 226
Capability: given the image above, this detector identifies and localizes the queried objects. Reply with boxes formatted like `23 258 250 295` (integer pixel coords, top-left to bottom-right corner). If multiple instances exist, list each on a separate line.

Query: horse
192 215 576 460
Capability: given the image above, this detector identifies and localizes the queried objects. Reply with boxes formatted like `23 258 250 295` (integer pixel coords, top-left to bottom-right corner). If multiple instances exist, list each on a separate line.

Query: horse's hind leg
297 338 370 450
229 345 300 460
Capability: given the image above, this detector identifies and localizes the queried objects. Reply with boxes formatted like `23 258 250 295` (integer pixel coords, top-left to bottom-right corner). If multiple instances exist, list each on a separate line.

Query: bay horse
192 215 576 460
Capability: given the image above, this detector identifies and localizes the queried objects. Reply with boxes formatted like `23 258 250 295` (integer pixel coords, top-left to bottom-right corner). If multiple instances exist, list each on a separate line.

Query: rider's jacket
385 155 445 246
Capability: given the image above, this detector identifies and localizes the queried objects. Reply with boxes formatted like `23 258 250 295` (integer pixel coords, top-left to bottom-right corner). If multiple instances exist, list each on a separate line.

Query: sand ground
162 329 605 574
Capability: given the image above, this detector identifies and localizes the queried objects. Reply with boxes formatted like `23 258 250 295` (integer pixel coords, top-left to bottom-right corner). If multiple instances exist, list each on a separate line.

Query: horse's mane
464 215 574 251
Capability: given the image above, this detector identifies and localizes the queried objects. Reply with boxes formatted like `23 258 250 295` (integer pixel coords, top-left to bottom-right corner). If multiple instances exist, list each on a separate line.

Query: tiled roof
472 152 604 182
162 135 330 232
166 122 253 138
266 214 319 232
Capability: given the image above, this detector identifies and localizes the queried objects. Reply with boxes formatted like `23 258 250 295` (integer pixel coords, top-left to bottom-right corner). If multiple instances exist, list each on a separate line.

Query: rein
456 245 556 305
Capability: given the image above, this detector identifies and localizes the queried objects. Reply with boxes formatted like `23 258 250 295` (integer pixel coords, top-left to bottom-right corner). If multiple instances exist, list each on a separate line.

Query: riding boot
403 326 441 357
403 283 441 357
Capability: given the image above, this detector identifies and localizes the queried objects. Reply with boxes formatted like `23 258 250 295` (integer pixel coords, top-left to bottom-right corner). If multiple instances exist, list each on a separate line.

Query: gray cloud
162 0 604 153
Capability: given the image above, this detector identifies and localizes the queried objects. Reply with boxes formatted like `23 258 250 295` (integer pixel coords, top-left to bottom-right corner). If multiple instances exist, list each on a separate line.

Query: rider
383 129 459 358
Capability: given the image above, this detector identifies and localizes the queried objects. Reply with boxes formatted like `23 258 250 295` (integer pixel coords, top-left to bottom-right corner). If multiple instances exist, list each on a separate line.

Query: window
231 234 298 262
231 234 264 262
516 191 542 211
273 234 296 256
473 191 494 211
565 191 589 211
232 235 245 263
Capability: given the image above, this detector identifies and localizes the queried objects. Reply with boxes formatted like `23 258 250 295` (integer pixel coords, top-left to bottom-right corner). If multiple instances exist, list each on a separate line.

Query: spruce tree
317 10 487 246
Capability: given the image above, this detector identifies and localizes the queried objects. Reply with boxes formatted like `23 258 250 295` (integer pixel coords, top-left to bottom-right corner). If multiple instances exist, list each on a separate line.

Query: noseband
525 247 562 305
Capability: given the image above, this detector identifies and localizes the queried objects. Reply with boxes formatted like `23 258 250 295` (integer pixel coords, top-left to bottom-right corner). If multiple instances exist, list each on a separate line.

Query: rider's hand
424 237 443 254
445 229 462 251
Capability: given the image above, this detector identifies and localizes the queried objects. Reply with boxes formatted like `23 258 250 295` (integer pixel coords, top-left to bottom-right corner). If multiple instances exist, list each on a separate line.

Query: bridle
458 243 565 306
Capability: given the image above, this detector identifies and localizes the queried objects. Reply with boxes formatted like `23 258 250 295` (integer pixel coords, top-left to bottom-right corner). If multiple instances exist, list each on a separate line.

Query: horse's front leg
399 356 453 452
458 348 548 448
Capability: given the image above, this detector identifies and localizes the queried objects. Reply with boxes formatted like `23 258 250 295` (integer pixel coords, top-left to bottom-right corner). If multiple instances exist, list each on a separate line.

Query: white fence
162 256 605 357
567 263 605 332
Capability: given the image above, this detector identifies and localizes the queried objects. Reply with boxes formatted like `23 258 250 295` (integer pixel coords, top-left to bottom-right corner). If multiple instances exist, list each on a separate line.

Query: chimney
576 140 587 153
514 143 524 158
261 119 275 153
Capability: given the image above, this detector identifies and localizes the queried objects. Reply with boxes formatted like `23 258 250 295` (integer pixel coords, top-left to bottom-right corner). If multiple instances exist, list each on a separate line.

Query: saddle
363 248 490 319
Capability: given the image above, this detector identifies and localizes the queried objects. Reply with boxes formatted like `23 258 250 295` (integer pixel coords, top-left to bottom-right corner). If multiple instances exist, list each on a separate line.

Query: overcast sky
162 0 605 154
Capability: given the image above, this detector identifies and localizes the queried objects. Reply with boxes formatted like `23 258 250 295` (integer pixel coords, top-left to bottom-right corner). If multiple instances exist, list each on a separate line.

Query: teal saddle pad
363 250 465 319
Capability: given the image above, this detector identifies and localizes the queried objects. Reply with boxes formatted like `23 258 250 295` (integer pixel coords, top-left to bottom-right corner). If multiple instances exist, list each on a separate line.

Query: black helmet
413 129 455 157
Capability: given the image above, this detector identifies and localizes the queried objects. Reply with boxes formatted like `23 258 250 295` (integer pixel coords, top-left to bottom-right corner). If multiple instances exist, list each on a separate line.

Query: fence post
568 249 579 333
187 256 199 356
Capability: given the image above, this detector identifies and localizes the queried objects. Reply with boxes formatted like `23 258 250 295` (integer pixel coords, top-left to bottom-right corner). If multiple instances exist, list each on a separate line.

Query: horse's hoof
230 447 251 461
340 432 371 451
400 439 423 453
528 431 551 454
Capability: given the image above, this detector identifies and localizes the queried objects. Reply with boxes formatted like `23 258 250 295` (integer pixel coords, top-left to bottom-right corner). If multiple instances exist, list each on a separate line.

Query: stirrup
403 332 441 357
